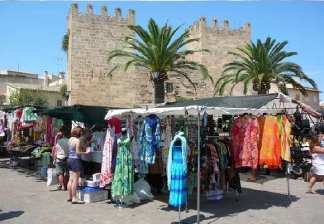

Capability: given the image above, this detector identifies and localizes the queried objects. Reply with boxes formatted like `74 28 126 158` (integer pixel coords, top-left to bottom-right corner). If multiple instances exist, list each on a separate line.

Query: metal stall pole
197 108 201 224
286 165 291 202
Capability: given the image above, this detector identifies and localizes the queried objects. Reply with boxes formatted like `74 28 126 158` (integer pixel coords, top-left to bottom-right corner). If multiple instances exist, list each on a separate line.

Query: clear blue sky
0 1 324 98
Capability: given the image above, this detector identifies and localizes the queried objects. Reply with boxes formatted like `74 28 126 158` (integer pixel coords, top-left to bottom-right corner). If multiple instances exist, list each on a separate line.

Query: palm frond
219 37 317 95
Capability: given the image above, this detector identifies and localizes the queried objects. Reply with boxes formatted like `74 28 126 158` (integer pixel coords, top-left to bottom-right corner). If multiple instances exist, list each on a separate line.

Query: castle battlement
69 3 135 25
67 3 252 107
189 17 250 35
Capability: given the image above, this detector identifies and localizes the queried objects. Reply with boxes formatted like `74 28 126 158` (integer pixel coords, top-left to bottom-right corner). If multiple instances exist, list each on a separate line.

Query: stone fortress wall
67 4 251 107
67 4 152 108
171 17 251 99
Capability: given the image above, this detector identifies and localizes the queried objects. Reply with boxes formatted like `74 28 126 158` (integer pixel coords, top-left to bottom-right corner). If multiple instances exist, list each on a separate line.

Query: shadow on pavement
160 187 299 224
0 210 24 222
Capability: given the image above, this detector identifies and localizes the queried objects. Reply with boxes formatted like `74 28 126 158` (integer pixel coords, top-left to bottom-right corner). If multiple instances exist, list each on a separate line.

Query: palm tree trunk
152 79 165 104
258 81 270 95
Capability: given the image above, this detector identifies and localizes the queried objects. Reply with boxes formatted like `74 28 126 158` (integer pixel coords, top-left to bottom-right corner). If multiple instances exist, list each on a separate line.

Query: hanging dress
111 136 134 198
232 116 259 169
245 117 260 169
259 116 281 169
167 132 188 208
139 114 161 174
100 127 115 187
279 115 292 162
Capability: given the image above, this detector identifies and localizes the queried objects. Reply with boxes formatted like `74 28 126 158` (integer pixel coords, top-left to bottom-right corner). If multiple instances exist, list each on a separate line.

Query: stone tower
67 4 152 107
67 4 252 107
171 17 251 98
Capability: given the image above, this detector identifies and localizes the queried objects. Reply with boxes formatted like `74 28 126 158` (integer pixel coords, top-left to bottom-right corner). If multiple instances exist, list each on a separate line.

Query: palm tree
214 37 317 96
107 18 212 104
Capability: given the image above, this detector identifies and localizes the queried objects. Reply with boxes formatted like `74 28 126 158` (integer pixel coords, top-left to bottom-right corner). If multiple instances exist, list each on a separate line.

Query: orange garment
279 115 291 162
259 116 282 169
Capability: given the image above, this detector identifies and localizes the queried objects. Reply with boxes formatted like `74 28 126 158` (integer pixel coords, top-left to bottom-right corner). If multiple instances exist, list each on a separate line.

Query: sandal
72 200 85 204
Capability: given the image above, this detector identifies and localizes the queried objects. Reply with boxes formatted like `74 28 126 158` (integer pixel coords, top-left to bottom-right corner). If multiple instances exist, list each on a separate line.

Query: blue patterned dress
169 145 187 208
139 114 161 174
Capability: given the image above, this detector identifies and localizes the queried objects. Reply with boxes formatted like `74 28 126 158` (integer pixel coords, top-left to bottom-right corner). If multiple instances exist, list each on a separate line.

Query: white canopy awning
105 106 231 120
105 93 321 120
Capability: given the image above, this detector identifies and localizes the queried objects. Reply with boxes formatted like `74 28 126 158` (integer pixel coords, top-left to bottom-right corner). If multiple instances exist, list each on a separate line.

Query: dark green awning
160 94 279 109
40 105 118 125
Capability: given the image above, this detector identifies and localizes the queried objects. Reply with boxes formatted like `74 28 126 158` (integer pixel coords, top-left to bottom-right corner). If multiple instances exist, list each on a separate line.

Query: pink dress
100 127 115 187
232 117 259 169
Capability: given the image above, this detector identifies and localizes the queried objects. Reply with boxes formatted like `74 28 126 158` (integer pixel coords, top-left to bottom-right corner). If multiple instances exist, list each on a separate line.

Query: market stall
39 105 116 173
103 93 320 224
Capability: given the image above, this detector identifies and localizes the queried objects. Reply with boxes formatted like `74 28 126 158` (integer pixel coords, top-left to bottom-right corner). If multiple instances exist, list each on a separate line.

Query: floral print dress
232 116 260 169
111 136 134 198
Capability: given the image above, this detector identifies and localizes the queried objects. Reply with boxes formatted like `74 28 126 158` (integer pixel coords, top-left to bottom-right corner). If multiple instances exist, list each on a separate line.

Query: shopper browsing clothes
307 132 324 194
52 127 70 191
67 126 90 204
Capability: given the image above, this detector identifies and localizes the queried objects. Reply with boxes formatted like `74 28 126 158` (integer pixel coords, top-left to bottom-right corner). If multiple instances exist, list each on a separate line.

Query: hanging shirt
140 114 161 166
21 107 38 122
107 117 121 135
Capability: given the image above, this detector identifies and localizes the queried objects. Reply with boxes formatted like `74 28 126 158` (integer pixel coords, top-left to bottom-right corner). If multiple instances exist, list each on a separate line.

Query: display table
81 151 102 163
7 144 36 153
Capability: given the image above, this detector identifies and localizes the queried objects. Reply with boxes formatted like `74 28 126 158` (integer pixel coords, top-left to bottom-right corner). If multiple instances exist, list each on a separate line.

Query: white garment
312 153 324 175
72 121 85 129
301 142 310 151
56 138 69 159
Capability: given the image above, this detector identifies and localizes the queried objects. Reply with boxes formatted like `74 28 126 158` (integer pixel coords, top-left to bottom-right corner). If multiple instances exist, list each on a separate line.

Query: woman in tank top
67 126 90 204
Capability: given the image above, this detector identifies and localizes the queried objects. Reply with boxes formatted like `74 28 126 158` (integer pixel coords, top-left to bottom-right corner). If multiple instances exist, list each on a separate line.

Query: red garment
46 117 54 145
232 116 260 169
107 117 121 134
15 109 23 120
20 122 34 129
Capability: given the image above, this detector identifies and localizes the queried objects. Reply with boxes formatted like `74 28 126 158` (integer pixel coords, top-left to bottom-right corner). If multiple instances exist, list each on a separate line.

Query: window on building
57 100 63 106
165 82 174 93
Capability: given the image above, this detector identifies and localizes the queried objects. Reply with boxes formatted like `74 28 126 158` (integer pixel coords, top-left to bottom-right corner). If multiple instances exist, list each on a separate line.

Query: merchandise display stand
196 109 201 224
104 94 321 224
286 165 291 202
176 206 189 224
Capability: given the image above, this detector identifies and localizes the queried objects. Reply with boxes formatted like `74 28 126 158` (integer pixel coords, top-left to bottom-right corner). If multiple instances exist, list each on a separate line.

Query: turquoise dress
169 145 187 208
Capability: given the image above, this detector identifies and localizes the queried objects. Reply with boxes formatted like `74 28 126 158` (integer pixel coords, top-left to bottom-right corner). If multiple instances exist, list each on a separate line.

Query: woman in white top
307 133 324 193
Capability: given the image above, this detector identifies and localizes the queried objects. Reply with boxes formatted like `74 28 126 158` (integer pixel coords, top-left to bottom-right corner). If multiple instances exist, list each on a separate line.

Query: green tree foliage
9 89 48 107
62 32 69 53
60 84 68 99
215 37 317 96
107 18 212 104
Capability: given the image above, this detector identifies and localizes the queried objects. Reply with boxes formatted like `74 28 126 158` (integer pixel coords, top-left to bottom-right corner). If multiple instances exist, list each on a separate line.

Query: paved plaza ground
0 158 324 224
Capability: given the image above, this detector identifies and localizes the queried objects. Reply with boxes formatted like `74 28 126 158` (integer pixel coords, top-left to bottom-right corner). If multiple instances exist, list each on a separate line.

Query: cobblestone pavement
0 159 324 224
